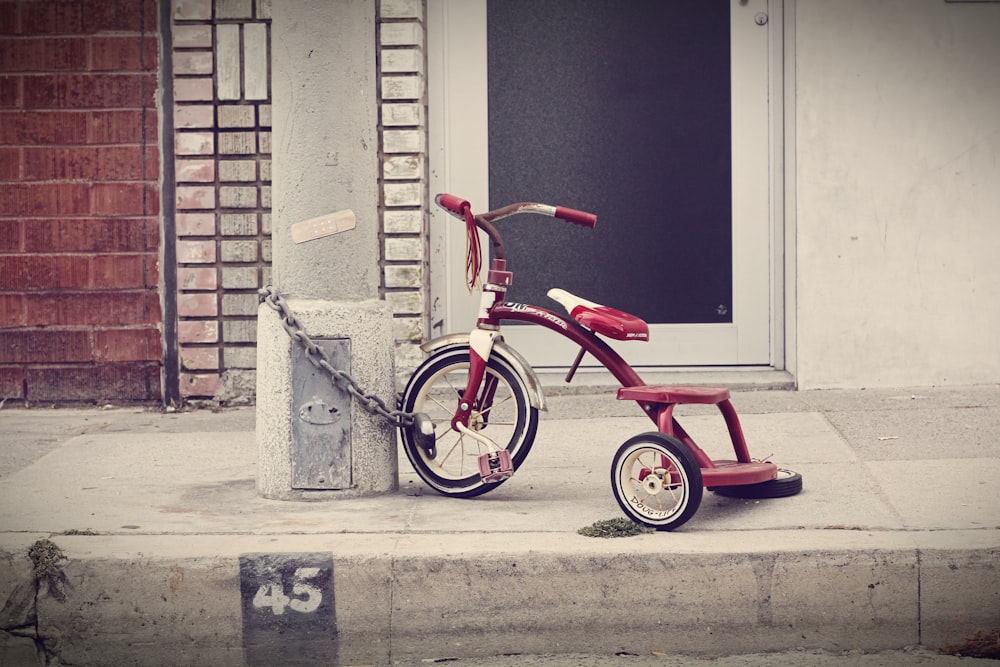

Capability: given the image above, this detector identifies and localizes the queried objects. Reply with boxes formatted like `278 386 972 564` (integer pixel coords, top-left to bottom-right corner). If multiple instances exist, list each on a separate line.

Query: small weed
578 517 653 538
936 628 1000 659
28 538 65 578
61 529 98 535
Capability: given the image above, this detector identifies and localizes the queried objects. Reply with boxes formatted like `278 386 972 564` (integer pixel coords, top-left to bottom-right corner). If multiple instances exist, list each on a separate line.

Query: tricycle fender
420 334 547 412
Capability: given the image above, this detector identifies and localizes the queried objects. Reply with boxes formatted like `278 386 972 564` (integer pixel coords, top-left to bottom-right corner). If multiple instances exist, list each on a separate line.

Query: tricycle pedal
478 450 513 483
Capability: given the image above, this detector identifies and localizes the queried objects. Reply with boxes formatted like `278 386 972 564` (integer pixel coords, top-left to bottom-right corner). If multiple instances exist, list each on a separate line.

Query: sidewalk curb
2 530 997 666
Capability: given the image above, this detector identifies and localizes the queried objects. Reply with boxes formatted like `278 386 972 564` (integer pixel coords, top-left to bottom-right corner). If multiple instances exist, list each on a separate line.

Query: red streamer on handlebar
463 204 482 292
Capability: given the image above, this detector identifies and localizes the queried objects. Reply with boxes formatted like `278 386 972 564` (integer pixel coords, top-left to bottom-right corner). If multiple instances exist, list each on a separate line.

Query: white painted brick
216 25 241 101
224 320 258 343
244 23 269 101
218 105 255 128
381 22 423 47
392 316 423 342
381 0 421 19
224 346 257 369
382 48 421 73
384 265 422 288
220 186 258 208
385 237 422 261
221 239 258 262
256 0 271 19
382 103 423 127
219 132 256 155
383 155 422 180
222 293 259 315
385 291 424 315
219 160 257 181
384 182 422 207
217 0 252 19
383 210 423 234
383 129 424 153
222 266 259 289
221 213 256 236
381 75 422 100
258 104 271 127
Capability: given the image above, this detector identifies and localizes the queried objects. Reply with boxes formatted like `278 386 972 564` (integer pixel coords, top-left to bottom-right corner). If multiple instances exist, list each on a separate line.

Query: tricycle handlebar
434 194 597 229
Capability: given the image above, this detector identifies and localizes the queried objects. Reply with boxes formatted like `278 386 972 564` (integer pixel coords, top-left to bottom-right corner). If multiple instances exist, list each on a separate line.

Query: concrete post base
256 298 398 500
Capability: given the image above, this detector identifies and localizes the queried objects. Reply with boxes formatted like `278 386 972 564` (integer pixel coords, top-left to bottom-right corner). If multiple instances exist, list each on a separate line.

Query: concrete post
257 0 397 499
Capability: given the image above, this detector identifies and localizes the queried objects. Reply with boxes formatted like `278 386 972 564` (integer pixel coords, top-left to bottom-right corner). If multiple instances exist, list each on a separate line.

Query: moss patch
578 518 653 538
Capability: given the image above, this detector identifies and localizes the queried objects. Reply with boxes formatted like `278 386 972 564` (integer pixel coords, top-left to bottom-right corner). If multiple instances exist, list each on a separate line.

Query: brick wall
167 0 272 403
379 0 429 386
0 0 163 403
165 0 429 403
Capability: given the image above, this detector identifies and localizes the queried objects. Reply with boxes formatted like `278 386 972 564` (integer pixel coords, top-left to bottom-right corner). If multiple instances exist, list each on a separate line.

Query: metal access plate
291 338 351 490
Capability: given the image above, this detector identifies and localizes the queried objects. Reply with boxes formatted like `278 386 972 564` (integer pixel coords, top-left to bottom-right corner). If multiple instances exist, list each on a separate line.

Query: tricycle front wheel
610 433 703 531
400 345 538 498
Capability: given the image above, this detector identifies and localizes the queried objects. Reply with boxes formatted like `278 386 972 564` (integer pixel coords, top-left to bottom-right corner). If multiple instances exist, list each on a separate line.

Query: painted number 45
252 567 323 615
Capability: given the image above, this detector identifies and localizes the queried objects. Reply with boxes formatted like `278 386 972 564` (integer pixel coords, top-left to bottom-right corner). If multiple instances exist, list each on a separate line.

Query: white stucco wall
794 0 1000 388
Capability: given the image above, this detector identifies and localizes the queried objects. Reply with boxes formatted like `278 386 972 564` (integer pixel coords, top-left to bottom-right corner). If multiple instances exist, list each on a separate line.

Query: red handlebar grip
435 193 470 216
554 206 597 228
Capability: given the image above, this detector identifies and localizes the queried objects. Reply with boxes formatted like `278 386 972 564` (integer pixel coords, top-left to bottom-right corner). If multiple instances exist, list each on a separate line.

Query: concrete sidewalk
0 384 998 666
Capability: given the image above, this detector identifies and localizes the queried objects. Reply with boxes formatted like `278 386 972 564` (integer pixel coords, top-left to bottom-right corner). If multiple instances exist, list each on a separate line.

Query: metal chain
258 285 416 428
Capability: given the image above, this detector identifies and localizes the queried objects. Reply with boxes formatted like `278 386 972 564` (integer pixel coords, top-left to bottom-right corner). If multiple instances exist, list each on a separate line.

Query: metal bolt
755 12 768 26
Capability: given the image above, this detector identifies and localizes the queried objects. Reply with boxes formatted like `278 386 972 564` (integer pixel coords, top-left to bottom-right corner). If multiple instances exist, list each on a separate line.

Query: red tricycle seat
616 385 730 404
547 288 649 341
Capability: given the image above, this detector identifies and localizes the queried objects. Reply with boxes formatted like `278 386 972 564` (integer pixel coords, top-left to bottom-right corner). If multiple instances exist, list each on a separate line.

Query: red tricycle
401 194 802 531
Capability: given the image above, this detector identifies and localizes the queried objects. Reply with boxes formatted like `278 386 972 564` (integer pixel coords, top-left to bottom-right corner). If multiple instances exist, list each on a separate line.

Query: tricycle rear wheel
711 468 803 499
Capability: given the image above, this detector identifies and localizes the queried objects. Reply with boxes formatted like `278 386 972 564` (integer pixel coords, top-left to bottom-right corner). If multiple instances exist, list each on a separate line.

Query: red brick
25 363 162 402
23 218 156 253
0 294 25 326
0 183 90 216
0 330 91 363
82 0 158 34
145 183 159 215
17 2 84 35
0 75 22 109
179 372 219 398
23 146 148 181
0 255 90 289
91 182 148 215
22 291 160 326
177 292 217 317
0 37 87 72
173 78 213 102
176 186 215 210
0 368 26 400
0 4 19 35
178 320 218 344
91 254 157 289
94 327 161 362
177 239 215 263
0 147 19 179
88 109 156 144
23 73 157 110
89 35 159 72
0 110 89 145
180 347 219 371
0 220 21 251
177 267 217 291
175 213 215 236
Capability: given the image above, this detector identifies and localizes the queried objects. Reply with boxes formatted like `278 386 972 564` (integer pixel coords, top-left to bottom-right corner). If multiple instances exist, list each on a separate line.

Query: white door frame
427 0 785 369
